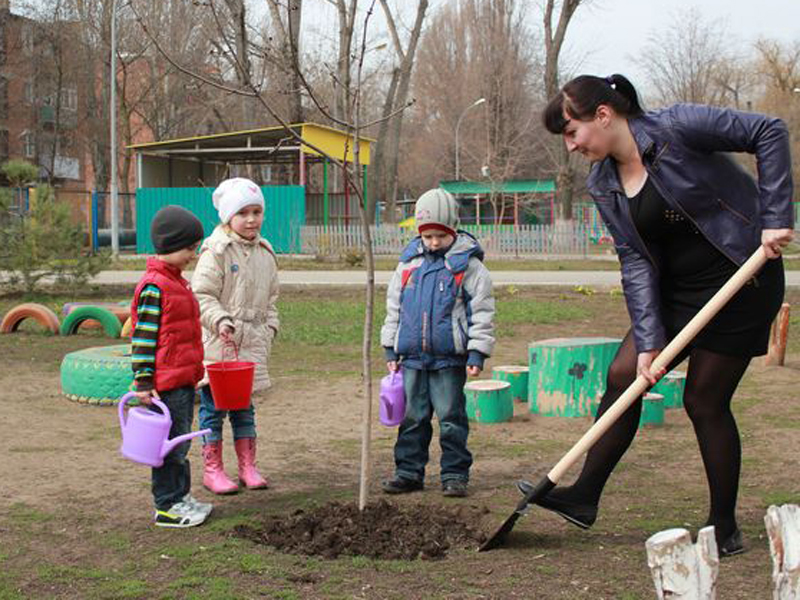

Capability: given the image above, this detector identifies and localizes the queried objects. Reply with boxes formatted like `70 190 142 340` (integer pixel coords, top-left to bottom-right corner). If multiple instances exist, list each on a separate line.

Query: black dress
627 178 784 357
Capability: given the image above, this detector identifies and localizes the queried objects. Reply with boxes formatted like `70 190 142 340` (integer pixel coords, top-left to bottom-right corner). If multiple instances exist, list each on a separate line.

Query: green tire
60 344 136 406
60 306 123 338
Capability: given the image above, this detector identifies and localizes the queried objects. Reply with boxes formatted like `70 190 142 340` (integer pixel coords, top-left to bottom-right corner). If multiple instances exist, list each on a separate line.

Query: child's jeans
393 366 472 484
151 385 195 511
199 385 256 443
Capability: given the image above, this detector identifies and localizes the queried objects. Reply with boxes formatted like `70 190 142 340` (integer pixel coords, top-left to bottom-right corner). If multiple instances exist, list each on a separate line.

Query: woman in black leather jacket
520 74 795 557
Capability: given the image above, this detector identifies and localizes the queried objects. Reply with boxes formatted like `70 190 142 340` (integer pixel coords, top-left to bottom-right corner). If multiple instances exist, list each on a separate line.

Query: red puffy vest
131 258 204 392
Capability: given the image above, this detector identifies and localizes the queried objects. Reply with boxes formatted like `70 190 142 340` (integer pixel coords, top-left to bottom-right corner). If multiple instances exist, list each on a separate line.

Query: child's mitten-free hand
219 322 235 343
467 365 482 377
134 389 160 405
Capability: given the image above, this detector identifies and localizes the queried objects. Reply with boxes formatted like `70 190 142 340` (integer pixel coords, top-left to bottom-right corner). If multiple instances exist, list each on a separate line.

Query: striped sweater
131 284 161 391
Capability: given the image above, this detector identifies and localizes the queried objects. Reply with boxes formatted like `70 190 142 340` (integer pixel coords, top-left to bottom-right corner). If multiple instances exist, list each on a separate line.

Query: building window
59 88 77 111
0 130 9 162
0 76 7 115
21 131 35 158
21 25 33 55
24 80 34 105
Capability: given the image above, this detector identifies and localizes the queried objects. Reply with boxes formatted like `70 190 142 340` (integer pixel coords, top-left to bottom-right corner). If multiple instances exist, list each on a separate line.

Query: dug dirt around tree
234 500 490 560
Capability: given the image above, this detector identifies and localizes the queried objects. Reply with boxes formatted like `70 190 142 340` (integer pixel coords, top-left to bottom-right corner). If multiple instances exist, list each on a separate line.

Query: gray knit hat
414 188 459 237
151 205 204 255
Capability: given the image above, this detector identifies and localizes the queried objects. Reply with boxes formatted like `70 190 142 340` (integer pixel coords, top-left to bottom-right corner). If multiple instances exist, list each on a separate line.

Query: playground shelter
128 123 374 253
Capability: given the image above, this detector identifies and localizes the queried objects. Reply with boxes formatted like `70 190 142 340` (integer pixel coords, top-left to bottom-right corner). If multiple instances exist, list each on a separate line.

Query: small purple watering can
379 370 406 427
118 392 211 467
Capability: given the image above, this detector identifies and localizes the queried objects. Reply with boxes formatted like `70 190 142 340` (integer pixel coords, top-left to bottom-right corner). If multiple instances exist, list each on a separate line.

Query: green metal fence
135 186 306 254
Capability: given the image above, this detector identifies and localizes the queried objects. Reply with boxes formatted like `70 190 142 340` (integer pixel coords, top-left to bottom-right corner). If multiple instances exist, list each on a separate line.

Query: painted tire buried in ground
59 306 122 337
0 303 60 334
60 344 135 405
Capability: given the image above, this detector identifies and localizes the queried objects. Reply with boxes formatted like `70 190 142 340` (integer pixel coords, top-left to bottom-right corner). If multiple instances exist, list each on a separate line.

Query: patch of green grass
95 578 149 599
495 298 589 332
203 511 261 534
97 532 131 552
761 490 799 507
760 414 800 429
168 576 234 599
270 590 302 600
37 564 110 582
0 581 24 600
326 438 361 458
6 503 52 525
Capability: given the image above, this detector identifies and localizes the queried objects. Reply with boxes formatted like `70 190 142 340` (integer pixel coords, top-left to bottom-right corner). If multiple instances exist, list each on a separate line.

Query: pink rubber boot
234 438 270 490
202 442 239 495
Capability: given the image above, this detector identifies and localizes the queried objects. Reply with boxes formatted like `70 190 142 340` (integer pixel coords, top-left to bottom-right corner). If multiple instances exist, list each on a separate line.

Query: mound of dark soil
234 500 490 560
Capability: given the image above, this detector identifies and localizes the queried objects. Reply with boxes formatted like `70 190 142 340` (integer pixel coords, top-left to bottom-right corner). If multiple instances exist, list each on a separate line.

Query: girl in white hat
191 177 280 495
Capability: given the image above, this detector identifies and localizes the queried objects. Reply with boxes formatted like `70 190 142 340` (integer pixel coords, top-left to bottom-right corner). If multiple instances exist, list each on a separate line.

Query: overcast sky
298 0 799 96
559 0 800 89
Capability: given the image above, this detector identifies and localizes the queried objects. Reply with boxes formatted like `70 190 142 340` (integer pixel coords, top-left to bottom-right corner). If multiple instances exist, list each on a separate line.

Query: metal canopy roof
128 122 375 165
440 180 556 195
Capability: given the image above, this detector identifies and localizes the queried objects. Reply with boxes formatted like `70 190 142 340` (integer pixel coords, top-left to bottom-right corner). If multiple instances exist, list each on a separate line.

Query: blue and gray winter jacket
380 232 495 370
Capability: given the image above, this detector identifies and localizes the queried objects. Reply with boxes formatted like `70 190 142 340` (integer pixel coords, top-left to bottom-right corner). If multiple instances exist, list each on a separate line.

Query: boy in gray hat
380 188 495 497
130 205 212 527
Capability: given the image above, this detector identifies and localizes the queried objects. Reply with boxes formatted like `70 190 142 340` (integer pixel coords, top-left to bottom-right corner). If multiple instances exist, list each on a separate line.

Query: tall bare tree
753 39 800 194
542 0 583 222
369 0 427 224
634 8 733 106
401 0 539 201
265 0 304 123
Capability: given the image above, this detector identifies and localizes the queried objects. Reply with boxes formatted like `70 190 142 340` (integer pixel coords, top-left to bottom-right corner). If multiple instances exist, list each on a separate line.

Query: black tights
569 330 751 539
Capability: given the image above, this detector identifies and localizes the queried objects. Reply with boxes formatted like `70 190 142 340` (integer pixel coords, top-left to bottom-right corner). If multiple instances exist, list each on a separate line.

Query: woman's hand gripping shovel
479 247 769 551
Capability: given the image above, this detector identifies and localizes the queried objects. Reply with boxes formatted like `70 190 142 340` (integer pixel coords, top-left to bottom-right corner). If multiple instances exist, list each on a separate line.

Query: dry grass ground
0 284 798 599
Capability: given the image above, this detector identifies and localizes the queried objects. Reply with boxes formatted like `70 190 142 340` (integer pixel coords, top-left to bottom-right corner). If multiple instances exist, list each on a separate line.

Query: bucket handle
219 340 240 366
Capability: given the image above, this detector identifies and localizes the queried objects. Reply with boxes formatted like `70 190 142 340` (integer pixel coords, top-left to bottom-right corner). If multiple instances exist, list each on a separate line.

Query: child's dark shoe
382 476 424 494
442 479 468 498
516 480 597 529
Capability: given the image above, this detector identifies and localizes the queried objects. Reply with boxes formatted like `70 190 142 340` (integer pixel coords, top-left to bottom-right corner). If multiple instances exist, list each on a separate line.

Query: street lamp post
109 0 120 256
454 97 485 181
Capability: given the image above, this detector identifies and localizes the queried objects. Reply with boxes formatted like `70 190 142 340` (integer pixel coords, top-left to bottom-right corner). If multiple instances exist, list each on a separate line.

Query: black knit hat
150 205 204 254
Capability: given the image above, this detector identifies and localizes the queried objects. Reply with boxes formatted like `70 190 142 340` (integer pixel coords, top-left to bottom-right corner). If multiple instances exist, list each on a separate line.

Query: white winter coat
191 225 280 391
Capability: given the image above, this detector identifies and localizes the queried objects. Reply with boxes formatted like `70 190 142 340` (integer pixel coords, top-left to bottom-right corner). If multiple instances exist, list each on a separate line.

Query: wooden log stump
491 365 528 402
464 380 513 423
765 504 800 599
646 526 719 600
639 393 665 428
765 303 791 367
528 337 621 417
652 370 687 409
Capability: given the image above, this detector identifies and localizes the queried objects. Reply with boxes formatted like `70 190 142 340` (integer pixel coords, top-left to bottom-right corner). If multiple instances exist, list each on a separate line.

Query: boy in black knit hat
130 205 212 527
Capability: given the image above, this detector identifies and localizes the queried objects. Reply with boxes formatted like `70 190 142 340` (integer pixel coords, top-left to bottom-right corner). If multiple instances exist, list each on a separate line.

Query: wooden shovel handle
548 247 768 483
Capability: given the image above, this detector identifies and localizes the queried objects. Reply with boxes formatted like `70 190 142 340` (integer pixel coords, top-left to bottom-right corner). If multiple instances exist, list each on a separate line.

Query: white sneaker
183 494 213 517
154 501 208 528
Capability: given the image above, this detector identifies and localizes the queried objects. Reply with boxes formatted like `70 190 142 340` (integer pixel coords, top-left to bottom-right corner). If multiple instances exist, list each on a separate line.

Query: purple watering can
379 370 406 427
118 392 211 467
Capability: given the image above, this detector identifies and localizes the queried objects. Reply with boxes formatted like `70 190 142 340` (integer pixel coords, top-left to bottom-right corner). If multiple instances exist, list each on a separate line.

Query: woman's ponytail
542 73 644 134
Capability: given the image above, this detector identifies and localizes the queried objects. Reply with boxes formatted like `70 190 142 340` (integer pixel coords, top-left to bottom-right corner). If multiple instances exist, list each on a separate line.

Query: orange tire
0 303 60 334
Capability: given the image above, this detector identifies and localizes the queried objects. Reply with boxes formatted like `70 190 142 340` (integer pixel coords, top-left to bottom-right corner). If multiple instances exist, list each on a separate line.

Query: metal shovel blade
479 476 556 551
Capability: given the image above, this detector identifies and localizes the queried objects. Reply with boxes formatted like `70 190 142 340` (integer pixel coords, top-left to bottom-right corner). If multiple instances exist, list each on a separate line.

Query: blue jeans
199 385 256 443
151 385 195 511
394 366 472 484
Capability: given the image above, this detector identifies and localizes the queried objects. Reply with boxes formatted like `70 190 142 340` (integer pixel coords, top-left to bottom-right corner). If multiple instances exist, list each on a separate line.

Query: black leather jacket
587 103 794 352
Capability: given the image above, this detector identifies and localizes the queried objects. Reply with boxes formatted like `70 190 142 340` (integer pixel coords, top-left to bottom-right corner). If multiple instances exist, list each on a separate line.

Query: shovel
479 247 769 551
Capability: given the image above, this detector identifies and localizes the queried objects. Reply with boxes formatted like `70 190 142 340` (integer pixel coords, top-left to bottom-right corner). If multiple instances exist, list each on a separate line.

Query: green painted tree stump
464 380 513 423
651 370 686 409
491 366 529 402
639 392 665 428
529 337 622 417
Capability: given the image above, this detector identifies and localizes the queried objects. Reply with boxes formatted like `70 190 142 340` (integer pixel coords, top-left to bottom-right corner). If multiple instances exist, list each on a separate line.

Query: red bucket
207 343 255 410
